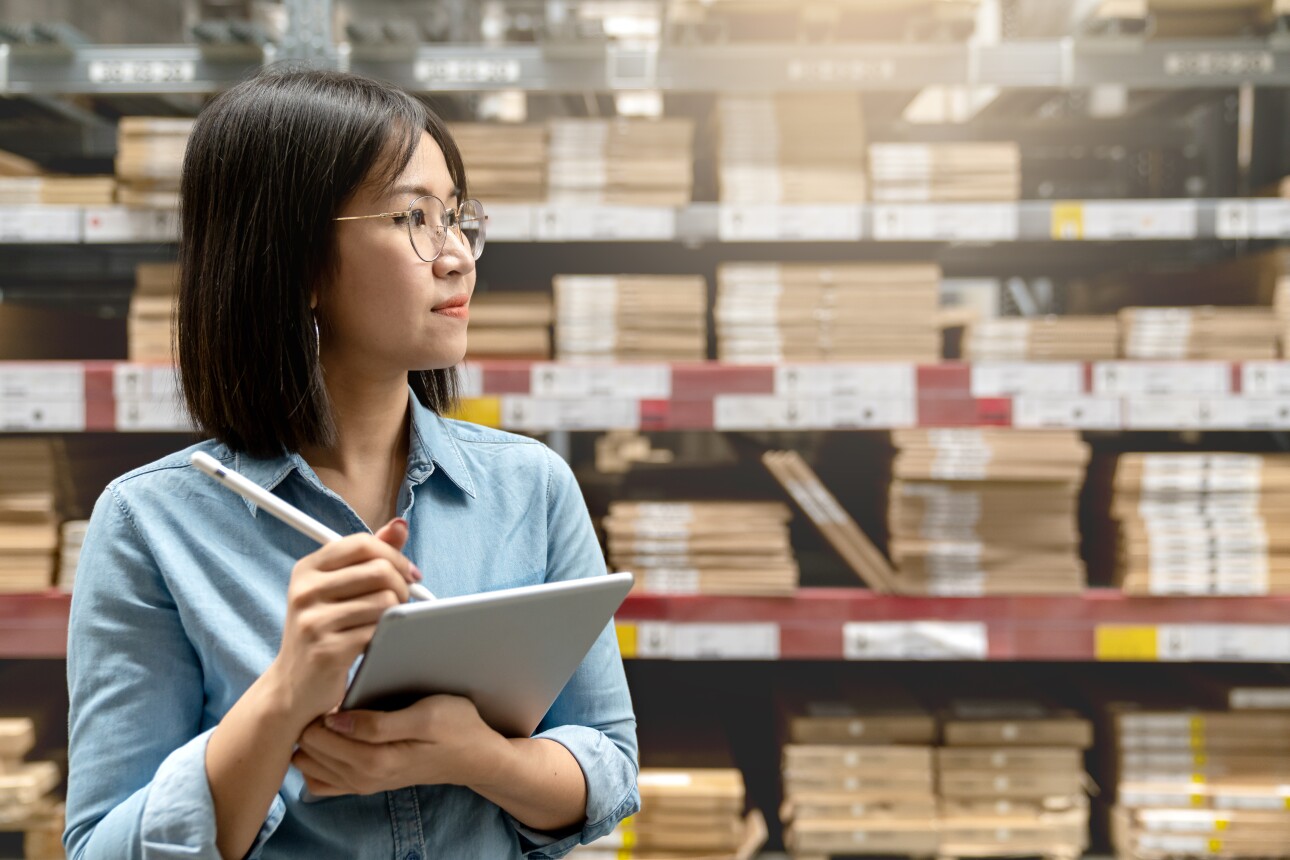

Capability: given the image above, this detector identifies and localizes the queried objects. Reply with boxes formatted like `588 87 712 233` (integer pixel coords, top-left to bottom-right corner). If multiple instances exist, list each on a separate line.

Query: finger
374 517 410 553
308 534 416 582
293 748 349 789
300 723 367 764
327 707 421 744
309 592 401 633
310 559 410 605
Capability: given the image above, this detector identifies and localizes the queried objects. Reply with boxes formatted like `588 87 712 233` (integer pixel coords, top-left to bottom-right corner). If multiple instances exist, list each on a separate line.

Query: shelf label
1164 51 1274 78
88 58 196 85
115 397 190 431
112 363 179 400
533 206 676 241
530 364 671 399
634 623 779 660
499 396 639 431
1011 396 1120 429
0 364 84 400
1079 201 1198 240
1051 203 1084 239
0 206 81 243
1124 398 1203 430
1216 200 1252 239
1200 398 1290 430
776 364 915 398
872 204 1018 242
1093 362 1231 396
1241 362 1290 396
1096 626 1160 661
1156 625 1290 662
482 204 532 241
713 396 826 430
0 399 85 431
616 622 638 659
786 57 897 83
844 621 988 660
414 57 522 85
970 362 1085 397
448 397 501 428
83 206 178 243
717 205 862 241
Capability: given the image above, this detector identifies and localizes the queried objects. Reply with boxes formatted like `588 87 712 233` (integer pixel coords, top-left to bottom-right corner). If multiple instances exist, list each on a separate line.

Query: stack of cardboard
963 316 1120 361
1111 453 1290 596
603 501 799 596
0 720 61 834
572 769 765 860
554 275 707 361
0 176 115 205
716 94 866 203
1112 706 1290 859
449 124 547 203
56 520 88 593
938 702 1092 858
1119 306 1280 359
715 262 941 363
868 143 1021 202
0 440 61 593
781 702 940 857
888 429 1089 595
547 118 693 206
467 292 553 359
115 117 192 209
1275 279 1290 357
1092 0 1283 37
128 263 179 362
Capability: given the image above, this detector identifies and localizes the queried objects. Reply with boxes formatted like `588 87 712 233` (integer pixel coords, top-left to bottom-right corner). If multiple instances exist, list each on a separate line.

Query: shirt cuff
140 728 286 860
506 726 640 859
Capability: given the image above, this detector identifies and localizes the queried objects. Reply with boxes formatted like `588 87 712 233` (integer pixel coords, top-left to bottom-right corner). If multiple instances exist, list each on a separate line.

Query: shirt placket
386 787 427 860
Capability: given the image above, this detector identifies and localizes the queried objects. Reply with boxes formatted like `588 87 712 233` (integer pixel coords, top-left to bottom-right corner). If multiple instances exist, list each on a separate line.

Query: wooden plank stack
467 292 553 359
1119 306 1280 359
603 501 799 596
115 117 192 209
0 719 62 857
449 123 547 203
555 275 707 362
547 118 693 206
128 262 179 363
963 316 1120 361
869 142 1021 203
0 440 62 594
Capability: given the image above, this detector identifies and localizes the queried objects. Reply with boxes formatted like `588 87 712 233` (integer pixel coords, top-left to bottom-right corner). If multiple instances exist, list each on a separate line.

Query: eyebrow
391 184 460 202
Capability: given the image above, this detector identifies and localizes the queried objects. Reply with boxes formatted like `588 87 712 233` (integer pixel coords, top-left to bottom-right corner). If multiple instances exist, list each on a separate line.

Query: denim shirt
64 393 640 860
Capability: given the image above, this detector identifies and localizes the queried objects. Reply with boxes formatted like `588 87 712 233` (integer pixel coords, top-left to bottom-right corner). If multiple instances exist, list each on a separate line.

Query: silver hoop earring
312 313 320 360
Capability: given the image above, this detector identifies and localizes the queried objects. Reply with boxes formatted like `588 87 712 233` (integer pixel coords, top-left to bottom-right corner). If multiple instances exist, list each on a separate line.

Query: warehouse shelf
3 199 1290 244
8 39 1290 95
8 588 1290 662
10 360 1290 432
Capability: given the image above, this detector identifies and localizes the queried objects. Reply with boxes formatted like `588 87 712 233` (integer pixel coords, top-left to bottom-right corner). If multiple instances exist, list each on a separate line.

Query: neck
301 363 411 479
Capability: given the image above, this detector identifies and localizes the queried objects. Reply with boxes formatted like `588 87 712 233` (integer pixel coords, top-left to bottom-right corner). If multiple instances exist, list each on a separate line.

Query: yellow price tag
617 623 638 659
1191 794 1206 807
448 397 502 428
1208 839 1224 852
1191 773 1206 784
1215 819 1229 831
1194 754 1208 767
1051 202 1085 240
1190 716 1206 732
1095 626 1159 661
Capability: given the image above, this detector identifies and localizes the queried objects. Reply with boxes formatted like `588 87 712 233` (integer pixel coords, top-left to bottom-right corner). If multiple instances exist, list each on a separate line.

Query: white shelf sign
844 622 988 660
872 204 1018 242
88 59 196 85
717 205 862 242
414 58 522 85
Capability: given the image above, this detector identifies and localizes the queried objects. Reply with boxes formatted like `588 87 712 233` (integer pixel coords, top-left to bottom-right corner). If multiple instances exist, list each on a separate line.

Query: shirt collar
227 388 477 515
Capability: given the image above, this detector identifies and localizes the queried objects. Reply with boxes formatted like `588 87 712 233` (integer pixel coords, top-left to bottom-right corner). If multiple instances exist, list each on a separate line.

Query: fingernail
326 713 353 734
410 563 424 582
394 518 409 531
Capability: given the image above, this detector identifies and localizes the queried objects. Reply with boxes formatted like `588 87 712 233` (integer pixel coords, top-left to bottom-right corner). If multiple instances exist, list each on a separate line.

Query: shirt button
405 853 421 860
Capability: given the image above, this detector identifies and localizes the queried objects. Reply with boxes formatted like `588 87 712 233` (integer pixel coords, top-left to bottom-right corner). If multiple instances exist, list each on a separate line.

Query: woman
64 68 639 860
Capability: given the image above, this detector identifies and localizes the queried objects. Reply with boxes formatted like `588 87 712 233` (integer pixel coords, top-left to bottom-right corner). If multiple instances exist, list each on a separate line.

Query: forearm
205 667 306 860
471 738 588 834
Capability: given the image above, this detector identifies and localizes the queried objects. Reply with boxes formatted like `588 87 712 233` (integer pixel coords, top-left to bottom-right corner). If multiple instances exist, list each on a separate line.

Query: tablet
340 571 635 738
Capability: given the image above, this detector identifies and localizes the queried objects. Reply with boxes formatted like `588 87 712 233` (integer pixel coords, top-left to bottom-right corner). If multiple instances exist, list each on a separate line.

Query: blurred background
7 1 1290 858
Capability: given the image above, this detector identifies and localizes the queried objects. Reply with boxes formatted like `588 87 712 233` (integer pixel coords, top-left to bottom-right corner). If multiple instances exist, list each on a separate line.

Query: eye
408 207 427 228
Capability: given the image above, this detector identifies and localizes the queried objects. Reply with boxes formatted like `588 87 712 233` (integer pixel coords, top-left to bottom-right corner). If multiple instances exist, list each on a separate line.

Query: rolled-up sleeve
65 485 285 860
505 447 640 858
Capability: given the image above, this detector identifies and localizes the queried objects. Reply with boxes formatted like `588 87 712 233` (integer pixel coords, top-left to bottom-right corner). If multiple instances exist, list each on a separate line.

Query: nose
433 222 475 277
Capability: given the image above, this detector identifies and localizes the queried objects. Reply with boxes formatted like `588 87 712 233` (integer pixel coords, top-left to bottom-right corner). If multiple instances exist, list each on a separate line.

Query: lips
432 294 470 311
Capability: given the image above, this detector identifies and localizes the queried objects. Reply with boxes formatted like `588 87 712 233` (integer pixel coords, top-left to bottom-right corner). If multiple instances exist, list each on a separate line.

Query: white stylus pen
190 451 435 601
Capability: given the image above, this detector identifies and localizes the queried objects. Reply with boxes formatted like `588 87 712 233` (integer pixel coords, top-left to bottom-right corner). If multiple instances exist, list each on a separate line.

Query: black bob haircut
177 67 464 459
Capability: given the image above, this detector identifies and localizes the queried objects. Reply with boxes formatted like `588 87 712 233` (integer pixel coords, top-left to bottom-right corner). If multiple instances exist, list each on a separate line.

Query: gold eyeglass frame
333 195 488 262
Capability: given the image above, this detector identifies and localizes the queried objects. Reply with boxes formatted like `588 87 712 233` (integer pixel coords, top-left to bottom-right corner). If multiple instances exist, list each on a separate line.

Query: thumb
374 517 410 552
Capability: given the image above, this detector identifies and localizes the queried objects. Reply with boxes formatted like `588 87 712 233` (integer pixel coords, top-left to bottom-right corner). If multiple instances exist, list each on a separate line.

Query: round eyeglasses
334 196 487 262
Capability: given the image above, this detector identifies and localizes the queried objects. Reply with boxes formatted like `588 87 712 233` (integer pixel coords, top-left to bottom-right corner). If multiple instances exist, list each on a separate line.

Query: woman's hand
263 518 420 732
291 695 509 797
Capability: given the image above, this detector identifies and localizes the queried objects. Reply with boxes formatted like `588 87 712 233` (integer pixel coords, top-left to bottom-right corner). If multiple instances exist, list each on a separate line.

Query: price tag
829 397 916 429
113 363 179 400
713 396 828 430
414 57 522 85
1250 200 1290 238
1011 396 1121 429
786 57 897 83
776 363 915 398
633 622 672 659
0 206 81 242
88 58 196 85
1051 203 1084 239
1079 201 1198 240
481 204 532 241
1096 626 1160 661
0 364 83 400
499 396 639 431
115 396 189 431
448 397 501 428
1093 362 1231 396
530 364 671 399
0 399 85 431
843 622 988 660
668 623 780 660
533 206 676 241
1163 50 1274 77
970 362 1084 397
83 206 178 243
1200 398 1290 430
1241 362 1290 395
1216 200 1252 239
615 623 638 659
1156 624 1290 662
717 205 862 241
1124 398 1202 430
872 204 1018 242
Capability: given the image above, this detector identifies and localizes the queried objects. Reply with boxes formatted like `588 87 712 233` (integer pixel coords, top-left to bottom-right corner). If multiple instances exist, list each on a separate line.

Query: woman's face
322 129 475 377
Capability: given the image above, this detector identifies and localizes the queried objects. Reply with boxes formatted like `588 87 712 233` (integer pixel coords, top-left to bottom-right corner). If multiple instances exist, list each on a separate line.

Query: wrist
255 661 317 737
461 731 518 793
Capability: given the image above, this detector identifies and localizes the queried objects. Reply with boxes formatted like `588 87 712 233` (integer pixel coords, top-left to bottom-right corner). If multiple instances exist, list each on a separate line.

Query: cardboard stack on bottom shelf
888 429 1089 595
938 701 1092 860
1118 306 1280 359
1112 453 1290 596
448 123 546 202
963 316 1120 360
571 768 765 860
115 117 192 209
467 292 553 359
547 118 693 206
715 263 941 363
128 262 179 362
868 143 1021 202
0 719 63 860
554 275 707 361
1111 691 1290 860
716 94 867 203
781 701 940 858
0 440 63 594
603 501 799 596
